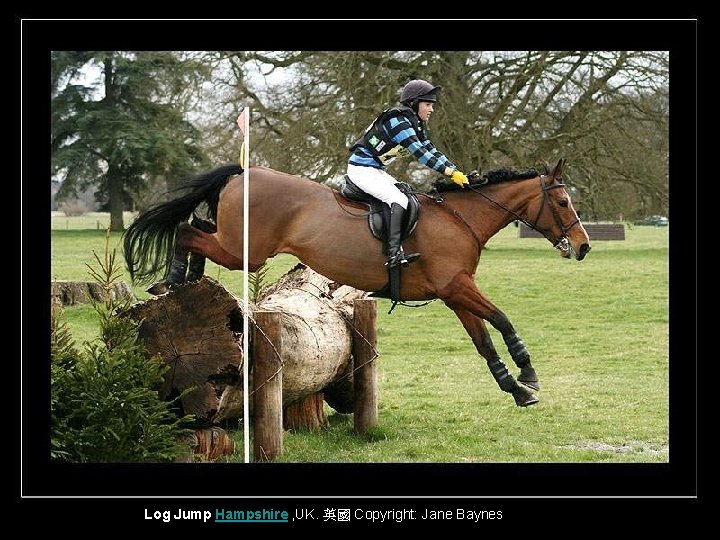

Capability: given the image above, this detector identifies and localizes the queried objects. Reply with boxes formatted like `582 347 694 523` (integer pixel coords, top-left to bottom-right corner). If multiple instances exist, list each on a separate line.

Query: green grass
51 215 669 462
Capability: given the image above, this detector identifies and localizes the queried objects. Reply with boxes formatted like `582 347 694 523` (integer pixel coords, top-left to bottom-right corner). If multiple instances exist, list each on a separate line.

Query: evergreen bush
51 232 193 462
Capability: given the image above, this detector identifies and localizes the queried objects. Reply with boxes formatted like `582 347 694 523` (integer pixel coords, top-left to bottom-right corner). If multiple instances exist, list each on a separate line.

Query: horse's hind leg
148 220 229 295
177 222 244 271
166 239 189 286
148 221 249 296
147 224 192 295
186 253 206 283
186 216 217 282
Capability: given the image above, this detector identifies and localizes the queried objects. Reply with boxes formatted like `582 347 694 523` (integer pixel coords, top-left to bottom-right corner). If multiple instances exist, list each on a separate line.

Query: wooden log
253 311 283 461
176 427 236 462
124 266 366 427
124 277 244 424
51 280 134 306
257 264 366 410
353 298 378 433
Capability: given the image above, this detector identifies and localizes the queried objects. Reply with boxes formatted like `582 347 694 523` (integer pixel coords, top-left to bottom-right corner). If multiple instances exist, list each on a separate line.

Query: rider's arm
420 134 468 185
385 115 453 174
421 139 459 177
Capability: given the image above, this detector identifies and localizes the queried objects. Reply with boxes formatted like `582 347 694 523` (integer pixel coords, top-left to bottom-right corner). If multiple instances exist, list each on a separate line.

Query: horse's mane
433 167 541 193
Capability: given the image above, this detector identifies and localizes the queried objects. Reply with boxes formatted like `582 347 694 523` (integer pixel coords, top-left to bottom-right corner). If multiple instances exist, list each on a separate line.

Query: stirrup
385 251 420 269
385 252 403 269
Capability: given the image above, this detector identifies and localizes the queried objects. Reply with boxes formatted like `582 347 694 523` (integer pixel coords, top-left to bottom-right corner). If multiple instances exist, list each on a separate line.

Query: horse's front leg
440 273 540 403
453 307 538 407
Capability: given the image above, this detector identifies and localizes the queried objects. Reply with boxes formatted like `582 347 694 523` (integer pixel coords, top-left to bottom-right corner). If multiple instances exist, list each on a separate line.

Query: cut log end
284 393 328 431
176 427 236 462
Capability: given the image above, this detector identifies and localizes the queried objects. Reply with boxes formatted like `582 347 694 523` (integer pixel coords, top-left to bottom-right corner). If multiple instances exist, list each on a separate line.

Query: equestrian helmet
400 79 441 105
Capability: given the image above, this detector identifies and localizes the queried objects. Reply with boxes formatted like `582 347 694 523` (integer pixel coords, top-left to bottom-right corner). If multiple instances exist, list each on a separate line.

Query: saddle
339 176 420 255
339 176 420 311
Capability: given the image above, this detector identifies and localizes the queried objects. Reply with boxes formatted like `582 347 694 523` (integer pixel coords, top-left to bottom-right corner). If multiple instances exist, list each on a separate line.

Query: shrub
58 200 89 217
50 231 194 462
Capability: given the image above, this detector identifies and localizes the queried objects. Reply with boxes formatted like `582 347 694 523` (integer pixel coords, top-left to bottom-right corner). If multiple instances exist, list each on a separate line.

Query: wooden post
352 298 378 433
252 311 283 461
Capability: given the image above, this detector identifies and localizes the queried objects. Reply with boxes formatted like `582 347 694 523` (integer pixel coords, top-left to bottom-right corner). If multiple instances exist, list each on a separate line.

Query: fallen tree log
52 280 134 306
256 264 365 415
125 278 244 424
124 264 366 426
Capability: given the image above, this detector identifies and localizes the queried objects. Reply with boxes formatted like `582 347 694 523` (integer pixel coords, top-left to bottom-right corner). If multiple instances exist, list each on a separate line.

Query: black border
21 18 697 519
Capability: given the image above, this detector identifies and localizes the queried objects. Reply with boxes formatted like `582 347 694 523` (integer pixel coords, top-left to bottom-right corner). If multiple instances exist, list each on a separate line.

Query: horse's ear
553 158 566 178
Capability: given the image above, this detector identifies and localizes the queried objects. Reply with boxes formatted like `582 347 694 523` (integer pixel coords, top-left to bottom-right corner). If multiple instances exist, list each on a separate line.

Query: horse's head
526 159 591 261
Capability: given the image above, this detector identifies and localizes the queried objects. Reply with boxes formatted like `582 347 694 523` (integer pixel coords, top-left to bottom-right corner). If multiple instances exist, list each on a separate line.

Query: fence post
352 298 378 433
252 310 283 461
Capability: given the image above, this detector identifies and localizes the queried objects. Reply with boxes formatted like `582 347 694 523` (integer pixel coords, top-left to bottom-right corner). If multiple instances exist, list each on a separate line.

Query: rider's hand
450 170 469 187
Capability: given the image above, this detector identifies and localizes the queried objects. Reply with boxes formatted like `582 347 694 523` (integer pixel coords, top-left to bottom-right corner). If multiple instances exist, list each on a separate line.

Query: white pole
238 108 250 463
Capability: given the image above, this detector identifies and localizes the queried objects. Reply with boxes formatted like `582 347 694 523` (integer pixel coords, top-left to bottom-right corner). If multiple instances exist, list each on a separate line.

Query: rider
348 79 470 269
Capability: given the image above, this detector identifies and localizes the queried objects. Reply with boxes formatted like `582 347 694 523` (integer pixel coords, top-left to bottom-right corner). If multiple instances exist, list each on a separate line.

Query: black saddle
339 175 420 253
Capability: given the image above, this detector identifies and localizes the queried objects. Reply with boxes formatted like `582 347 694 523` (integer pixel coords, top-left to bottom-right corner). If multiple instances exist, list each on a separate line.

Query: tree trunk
107 164 125 232
175 427 236 462
124 265 367 427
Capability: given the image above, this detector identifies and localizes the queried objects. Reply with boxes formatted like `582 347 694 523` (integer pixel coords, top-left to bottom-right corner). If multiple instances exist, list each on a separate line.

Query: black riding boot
386 203 420 269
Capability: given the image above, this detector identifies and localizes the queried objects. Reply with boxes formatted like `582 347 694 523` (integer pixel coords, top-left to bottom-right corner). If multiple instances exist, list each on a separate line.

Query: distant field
51 211 137 231
50 214 669 463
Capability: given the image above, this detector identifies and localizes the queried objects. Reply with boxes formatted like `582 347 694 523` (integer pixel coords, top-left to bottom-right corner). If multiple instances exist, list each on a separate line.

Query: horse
123 159 591 407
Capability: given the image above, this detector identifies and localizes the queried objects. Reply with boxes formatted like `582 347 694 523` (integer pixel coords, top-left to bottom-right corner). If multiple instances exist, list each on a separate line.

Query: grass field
50 215 669 463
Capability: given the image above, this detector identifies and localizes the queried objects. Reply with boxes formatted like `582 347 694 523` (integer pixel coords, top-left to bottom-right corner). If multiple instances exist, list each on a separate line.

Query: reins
432 175 581 247
421 191 484 256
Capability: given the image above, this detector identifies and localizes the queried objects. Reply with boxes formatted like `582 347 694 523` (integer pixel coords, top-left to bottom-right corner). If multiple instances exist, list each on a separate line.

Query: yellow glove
450 170 469 187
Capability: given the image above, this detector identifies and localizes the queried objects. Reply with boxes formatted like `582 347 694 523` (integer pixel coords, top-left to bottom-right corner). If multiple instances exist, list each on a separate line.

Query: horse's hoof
512 386 540 407
518 367 540 391
147 281 170 295
518 378 540 391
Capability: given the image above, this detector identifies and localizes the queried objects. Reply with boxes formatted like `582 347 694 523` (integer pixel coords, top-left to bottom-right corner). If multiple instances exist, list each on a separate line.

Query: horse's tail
123 164 242 284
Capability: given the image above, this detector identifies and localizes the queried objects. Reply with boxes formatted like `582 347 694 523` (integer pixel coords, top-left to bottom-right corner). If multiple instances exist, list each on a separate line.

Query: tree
211 50 668 219
51 51 210 231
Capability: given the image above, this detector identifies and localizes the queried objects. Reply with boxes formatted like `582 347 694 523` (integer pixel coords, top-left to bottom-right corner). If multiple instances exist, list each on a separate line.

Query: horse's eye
559 199 569 208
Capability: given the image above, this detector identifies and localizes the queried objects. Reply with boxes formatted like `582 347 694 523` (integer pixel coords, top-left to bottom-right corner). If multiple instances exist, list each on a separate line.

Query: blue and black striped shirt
349 112 455 173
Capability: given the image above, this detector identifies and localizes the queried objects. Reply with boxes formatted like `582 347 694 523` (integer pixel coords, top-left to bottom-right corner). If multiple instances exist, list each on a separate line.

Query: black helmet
400 79 441 106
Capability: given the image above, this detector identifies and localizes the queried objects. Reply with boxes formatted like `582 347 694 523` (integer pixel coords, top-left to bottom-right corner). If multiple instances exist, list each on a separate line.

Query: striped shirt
349 112 455 173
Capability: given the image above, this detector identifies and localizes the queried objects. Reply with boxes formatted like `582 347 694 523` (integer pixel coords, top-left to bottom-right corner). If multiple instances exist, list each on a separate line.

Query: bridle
462 174 581 252
535 175 581 247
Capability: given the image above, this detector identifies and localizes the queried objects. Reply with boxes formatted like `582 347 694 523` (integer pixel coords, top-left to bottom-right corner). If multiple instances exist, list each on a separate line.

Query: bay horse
123 159 590 407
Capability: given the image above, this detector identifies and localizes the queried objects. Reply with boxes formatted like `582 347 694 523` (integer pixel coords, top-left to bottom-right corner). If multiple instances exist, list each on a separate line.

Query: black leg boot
386 203 421 269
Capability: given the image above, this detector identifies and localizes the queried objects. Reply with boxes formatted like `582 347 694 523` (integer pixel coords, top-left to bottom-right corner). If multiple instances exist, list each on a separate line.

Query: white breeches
346 164 408 209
